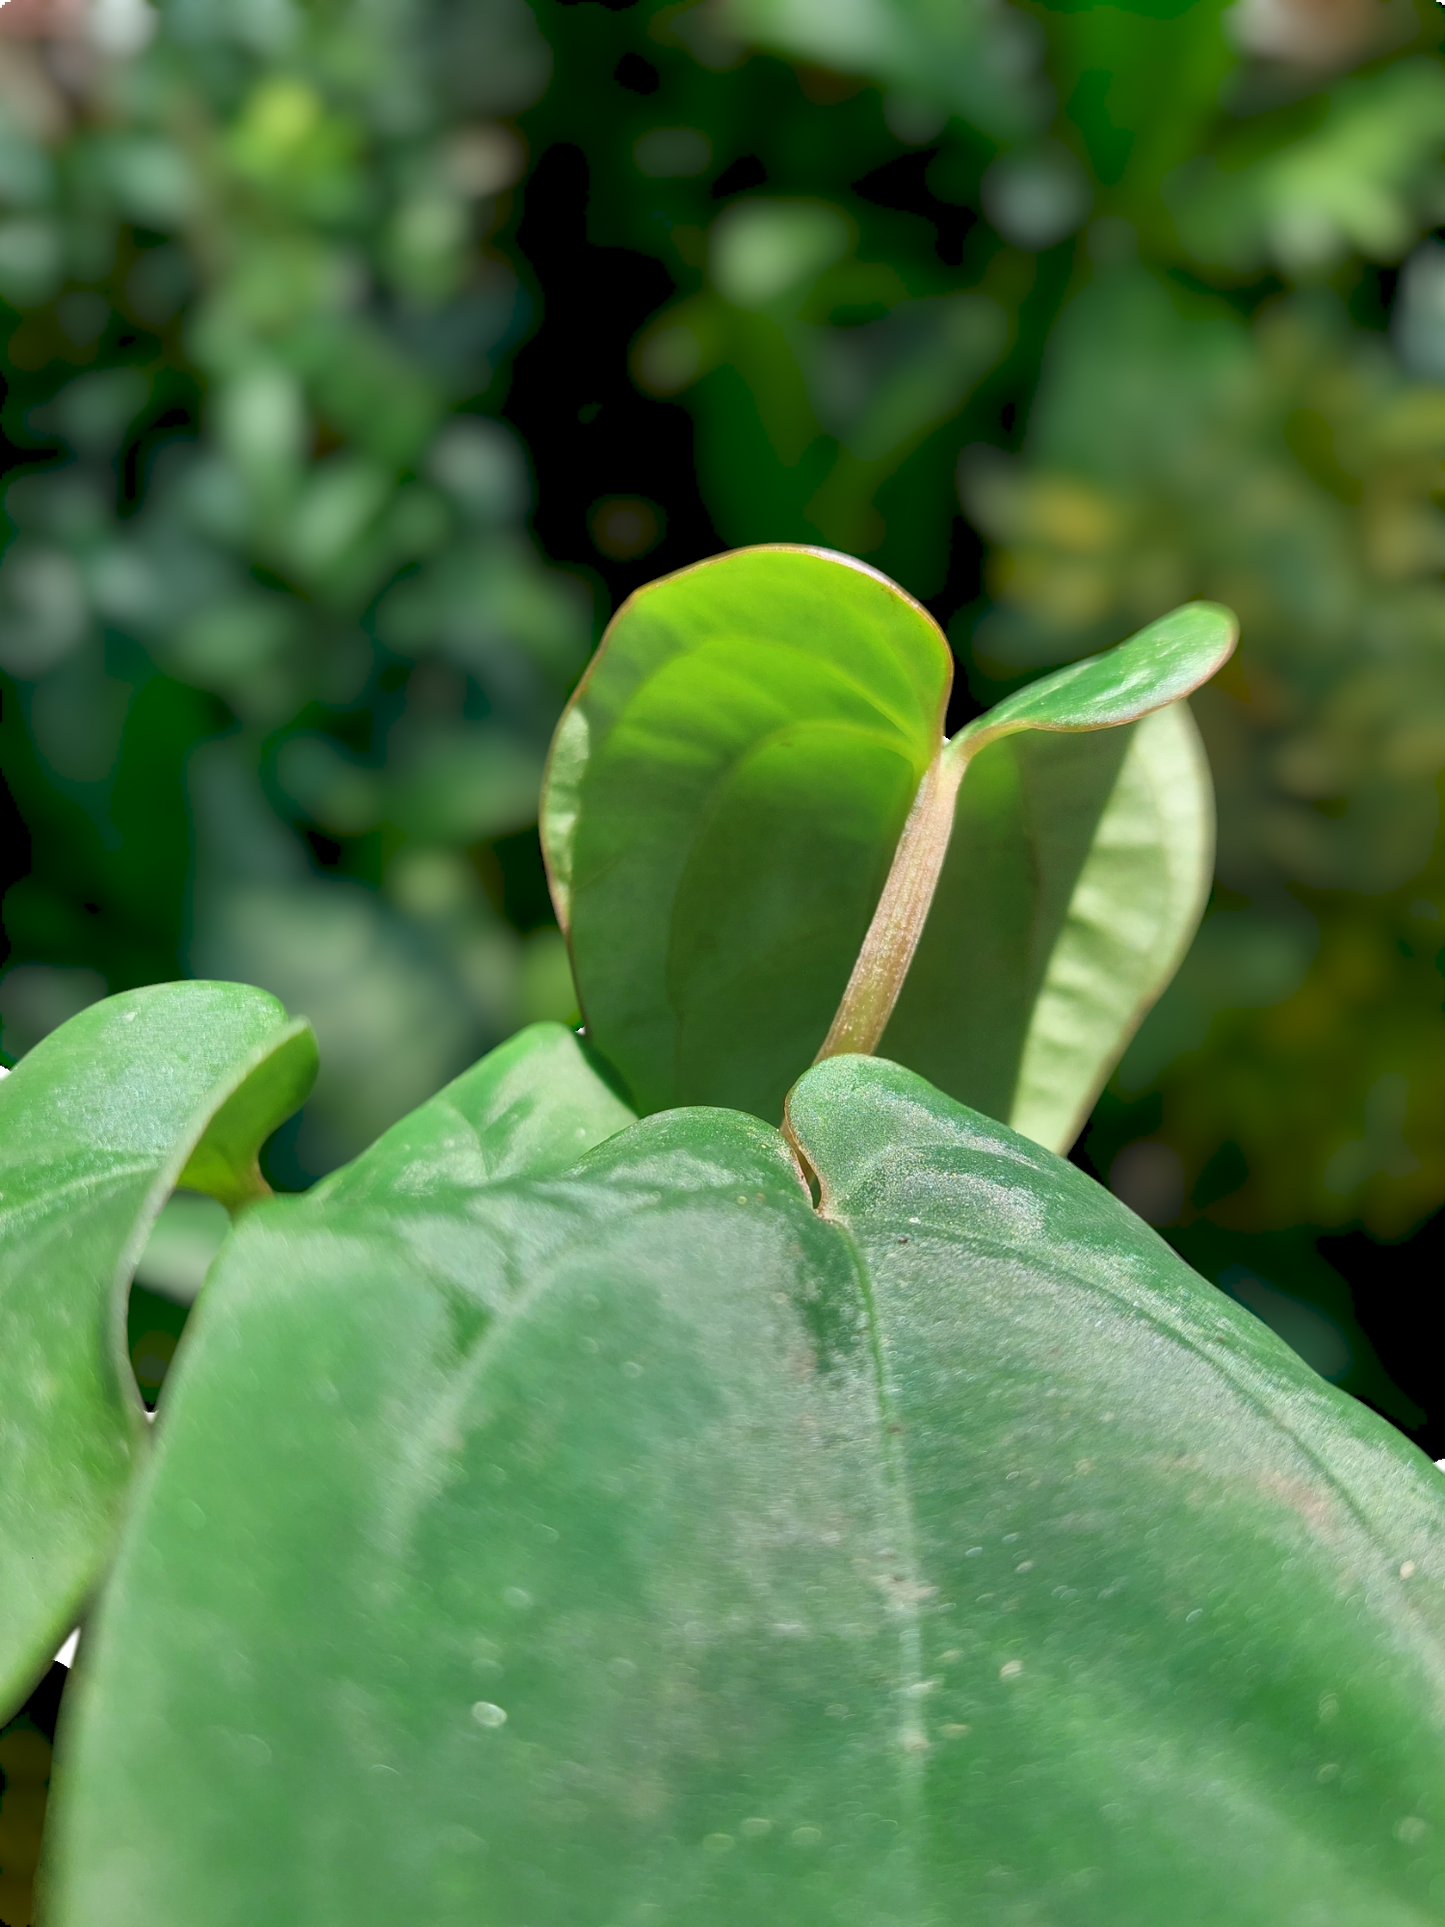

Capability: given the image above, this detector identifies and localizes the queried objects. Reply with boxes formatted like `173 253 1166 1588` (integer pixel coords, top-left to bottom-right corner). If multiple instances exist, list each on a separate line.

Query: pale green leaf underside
882 701 1214 1152
51 1036 1445 1926
0 983 317 1721
541 544 951 1121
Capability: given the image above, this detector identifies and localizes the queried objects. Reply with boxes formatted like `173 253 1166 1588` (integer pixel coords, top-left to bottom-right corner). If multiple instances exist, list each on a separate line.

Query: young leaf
817 600 1237 1072
546 550 1234 1147
955 598 1238 744
541 544 951 1121
0 984 316 1722
50 1051 1445 1925
878 702 1214 1151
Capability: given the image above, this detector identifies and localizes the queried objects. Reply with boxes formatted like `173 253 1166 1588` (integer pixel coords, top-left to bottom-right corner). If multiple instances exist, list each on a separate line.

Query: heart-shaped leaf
48 1045 1445 1924
541 544 951 1121
0 983 316 1720
545 549 1235 1144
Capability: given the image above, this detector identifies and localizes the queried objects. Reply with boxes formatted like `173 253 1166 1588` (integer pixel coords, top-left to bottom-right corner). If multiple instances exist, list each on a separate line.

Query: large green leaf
0 983 316 1721
880 702 1214 1151
541 544 951 1122
49 1043 1445 1924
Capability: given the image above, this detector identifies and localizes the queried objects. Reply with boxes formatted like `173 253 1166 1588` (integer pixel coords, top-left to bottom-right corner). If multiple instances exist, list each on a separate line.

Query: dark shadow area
506 142 723 605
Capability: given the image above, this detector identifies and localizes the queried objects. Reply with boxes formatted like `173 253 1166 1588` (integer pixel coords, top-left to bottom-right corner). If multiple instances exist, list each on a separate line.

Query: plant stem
228 1162 276 1216
815 735 972 1062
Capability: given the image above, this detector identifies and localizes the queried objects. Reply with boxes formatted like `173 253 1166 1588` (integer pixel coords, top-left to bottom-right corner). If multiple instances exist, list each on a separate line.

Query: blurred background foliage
5 0 1445 1439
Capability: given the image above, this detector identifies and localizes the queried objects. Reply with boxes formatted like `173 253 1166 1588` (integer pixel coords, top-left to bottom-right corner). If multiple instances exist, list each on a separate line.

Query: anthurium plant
4 546 1444 1927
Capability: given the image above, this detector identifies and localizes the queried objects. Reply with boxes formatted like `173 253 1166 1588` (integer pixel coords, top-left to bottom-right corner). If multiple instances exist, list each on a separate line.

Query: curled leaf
0 983 316 1719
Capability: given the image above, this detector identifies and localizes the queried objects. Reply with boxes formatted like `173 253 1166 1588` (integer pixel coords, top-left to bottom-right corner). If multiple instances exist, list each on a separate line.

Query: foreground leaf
49 1044 1445 1924
0 984 316 1720
541 544 950 1120
880 703 1214 1151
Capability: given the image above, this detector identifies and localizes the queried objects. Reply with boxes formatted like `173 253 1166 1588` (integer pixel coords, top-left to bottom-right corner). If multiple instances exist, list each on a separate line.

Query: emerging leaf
545 548 1234 1147
0 984 316 1721
49 1041 1445 1925
880 703 1214 1151
816 601 1236 1075
541 544 951 1121
954 599 1238 744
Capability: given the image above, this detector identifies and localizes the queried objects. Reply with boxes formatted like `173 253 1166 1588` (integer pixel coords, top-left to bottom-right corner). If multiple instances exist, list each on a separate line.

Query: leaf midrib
825 1210 933 1858
0 1161 156 1242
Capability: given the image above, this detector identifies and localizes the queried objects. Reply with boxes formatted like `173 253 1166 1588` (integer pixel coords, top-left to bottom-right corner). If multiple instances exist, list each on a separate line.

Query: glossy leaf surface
955 599 1238 744
52 1043 1445 1925
880 703 1214 1151
0 984 317 1721
541 544 951 1121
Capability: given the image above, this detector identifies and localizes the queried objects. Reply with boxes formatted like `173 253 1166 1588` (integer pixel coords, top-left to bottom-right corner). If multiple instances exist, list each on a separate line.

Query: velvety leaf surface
49 1046 1445 1925
0 984 316 1722
541 544 951 1120
881 703 1214 1152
